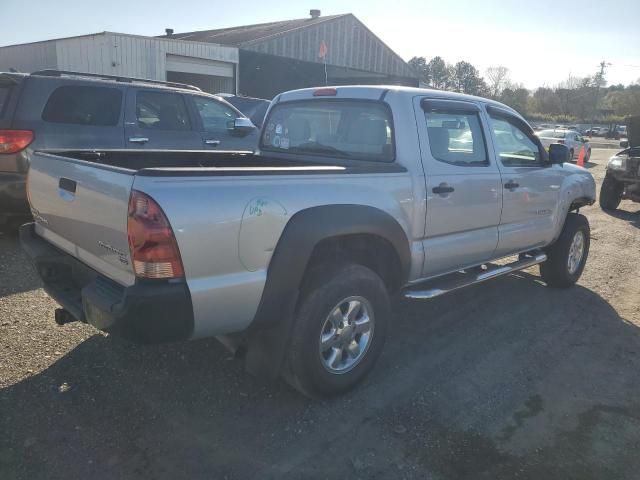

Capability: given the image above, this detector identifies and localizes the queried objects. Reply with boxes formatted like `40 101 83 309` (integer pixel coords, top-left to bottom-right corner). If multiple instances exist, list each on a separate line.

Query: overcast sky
1 0 639 89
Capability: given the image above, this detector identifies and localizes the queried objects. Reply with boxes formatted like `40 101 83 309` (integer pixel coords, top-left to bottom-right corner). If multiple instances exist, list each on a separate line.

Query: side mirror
620 140 629 149
228 117 256 136
548 143 570 164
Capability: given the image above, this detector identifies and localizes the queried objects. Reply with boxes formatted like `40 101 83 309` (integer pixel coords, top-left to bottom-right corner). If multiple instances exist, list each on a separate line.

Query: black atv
600 116 640 210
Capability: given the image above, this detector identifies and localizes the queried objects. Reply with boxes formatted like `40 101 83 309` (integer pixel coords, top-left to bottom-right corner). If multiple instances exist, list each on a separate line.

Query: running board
404 251 547 300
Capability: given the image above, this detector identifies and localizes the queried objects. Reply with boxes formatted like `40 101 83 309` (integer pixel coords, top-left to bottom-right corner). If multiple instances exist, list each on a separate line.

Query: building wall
241 15 415 79
0 33 239 91
0 41 57 72
53 33 238 82
239 50 418 99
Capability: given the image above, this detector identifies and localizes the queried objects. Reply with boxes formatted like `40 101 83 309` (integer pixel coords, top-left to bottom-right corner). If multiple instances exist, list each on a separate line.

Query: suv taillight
0 130 34 154
127 190 184 279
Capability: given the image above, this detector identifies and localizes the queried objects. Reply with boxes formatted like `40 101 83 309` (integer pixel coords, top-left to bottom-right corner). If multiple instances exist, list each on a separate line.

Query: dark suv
0 70 259 232
600 115 640 211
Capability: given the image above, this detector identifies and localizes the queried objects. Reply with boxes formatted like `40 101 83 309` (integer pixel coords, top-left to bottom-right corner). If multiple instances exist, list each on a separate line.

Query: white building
0 31 239 94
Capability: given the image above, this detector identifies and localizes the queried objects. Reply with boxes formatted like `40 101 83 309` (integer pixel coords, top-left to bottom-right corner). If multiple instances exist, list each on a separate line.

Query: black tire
284 263 390 398
569 149 574 162
599 174 623 210
585 148 591 162
539 213 590 288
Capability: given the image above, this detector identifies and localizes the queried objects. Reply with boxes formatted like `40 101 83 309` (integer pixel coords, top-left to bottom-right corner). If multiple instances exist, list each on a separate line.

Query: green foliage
408 55 640 122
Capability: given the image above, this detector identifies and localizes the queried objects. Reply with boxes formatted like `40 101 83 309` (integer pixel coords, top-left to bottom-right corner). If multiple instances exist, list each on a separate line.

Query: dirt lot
1 149 639 480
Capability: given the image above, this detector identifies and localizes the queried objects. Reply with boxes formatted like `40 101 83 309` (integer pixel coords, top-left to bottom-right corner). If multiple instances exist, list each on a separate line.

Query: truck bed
38 150 405 176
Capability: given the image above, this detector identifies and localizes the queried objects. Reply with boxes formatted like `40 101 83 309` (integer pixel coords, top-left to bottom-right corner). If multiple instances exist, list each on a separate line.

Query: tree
486 66 510 99
408 56 430 86
451 61 488 96
500 87 530 115
602 86 640 116
427 56 449 90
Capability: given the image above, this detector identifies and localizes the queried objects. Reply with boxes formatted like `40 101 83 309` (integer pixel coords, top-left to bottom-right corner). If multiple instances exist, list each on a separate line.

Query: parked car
535 129 591 162
600 115 640 210
20 85 595 398
0 70 259 232
217 93 270 128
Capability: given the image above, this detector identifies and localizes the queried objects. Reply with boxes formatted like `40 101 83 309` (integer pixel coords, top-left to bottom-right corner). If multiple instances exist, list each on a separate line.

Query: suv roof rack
30 69 201 92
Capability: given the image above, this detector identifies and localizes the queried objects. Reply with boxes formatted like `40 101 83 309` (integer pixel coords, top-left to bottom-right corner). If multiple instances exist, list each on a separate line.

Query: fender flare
244 204 411 378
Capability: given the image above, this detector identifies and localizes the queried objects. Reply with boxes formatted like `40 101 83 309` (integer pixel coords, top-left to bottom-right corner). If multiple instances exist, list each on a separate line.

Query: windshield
260 100 394 162
537 129 566 139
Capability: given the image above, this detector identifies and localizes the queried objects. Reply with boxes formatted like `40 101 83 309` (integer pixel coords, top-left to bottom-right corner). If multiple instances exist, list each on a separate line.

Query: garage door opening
165 54 236 95
166 71 234 95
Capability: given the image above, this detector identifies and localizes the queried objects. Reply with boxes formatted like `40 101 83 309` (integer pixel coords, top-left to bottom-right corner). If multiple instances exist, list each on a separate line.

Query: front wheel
539 213 590 288
599 174 623 210
284 263 389 398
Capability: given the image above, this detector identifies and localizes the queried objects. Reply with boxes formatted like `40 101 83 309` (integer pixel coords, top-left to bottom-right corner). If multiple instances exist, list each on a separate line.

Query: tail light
0 130 34 154
127 190 184 279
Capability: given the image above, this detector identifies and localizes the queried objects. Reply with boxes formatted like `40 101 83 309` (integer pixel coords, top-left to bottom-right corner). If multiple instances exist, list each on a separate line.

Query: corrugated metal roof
168 14 348 46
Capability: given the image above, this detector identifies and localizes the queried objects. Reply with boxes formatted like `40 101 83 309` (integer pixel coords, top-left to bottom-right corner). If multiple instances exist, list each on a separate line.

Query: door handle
128 137 149 144
204 139 221 146
432 183 455 195
504 181 520 190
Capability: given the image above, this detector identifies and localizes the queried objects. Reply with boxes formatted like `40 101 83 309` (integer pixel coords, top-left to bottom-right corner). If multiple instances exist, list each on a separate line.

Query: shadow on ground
0 234 41 297
602 206 640 229
2 272 640 480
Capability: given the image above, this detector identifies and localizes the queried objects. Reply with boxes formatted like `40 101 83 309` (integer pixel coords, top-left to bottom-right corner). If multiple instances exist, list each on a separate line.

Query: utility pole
590 61 610 133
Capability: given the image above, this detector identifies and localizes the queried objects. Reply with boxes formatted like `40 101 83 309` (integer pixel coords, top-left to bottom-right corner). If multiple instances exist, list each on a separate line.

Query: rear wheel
284 263 389 398
569 149 574 162
540 213 590 288
599 174 623 210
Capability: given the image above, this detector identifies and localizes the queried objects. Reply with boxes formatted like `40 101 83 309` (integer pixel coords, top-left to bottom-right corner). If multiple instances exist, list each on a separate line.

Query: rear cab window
260 100 394 162
42 85 122 126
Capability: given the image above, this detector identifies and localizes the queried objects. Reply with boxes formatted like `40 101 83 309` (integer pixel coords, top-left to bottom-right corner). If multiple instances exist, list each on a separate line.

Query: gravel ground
1 148 639 480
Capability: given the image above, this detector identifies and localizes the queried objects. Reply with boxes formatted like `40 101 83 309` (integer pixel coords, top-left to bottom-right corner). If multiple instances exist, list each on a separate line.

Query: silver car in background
536 129 591 162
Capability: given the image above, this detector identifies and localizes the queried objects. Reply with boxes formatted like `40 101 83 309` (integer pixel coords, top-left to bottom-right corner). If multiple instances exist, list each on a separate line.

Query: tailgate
27 151 136 286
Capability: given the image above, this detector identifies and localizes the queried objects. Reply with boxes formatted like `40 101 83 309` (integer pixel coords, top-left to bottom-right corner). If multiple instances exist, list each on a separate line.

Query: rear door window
135 91 191 131
261 100 394 162
42 86 122 126
423 110 488 166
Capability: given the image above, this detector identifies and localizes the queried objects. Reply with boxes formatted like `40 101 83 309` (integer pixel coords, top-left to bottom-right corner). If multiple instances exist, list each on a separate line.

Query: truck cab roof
275 85 522 119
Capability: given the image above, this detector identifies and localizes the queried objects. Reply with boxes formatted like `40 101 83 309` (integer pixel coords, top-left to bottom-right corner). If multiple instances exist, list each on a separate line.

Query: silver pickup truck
20 86 596 398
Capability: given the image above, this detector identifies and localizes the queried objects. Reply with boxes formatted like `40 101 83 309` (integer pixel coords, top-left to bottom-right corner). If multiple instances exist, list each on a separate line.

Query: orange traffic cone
577 145 586 167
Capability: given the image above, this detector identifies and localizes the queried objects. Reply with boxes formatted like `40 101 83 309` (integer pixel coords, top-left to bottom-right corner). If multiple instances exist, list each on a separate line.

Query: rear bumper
0 172 30 222
19 223 194 344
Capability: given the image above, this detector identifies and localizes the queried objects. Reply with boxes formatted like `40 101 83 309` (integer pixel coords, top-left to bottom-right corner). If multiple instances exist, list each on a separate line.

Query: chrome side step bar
404 251 547 300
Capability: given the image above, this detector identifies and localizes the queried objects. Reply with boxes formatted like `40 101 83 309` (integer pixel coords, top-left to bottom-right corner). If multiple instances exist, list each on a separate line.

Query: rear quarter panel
133 170 418 337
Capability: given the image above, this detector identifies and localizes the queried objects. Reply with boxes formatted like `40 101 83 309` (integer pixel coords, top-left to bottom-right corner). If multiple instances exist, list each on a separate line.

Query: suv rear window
0 86 10 117
261 100 394 162
0 75 16 118
42 86 122 126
